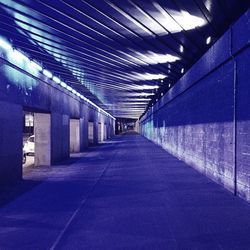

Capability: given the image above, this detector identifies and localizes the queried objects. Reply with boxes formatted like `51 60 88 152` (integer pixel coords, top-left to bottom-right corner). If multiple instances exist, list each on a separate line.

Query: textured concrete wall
34 113 51 166
140 10 250 202
0 101 22 182
51 113 70 164
70 119 80 153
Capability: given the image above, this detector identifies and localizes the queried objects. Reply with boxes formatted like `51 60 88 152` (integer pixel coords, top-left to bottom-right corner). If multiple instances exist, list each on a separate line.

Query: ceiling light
131 72 167 81
168 83 171 88
126 92 155 97
12 49 27 62
180 45 184 53
43 69 53 78
118 102 148 105
124 98 151 101
181 68 184 73
52 76 61 84
60 82 67 88
0 38 12 50
30 60 43 71
153 4 206 33
66 86 73 92
206 36 211 45
133 85 159 90
131 51 180 65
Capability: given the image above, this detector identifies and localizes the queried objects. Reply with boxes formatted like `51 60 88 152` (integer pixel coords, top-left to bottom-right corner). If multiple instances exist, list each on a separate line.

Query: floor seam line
49 144 119 250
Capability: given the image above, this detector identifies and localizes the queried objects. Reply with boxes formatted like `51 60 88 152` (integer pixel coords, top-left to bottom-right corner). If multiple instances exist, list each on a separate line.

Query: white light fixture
12 49 27 62
30 60 43 71
181 68 184 73
153 4 206 34
133 85 159 90
66 86 73 92
168 83 171 88
161 93 163 96
60 82 67 88
131 51 180 65
43 69 53 78
52 76 61 84
180 45 184 53
125 98 151 101
125 92 155 97
206 36 211 45
0 38 12 50
130 72 167 81
119 102 148 105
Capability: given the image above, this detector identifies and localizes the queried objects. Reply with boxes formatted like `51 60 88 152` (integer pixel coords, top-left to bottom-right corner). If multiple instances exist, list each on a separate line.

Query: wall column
34 113 51 166
51 113 69 164
0 101 22 182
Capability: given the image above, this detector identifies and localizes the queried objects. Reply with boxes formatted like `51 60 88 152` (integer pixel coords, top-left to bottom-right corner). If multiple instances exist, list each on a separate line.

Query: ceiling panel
0 0 249 119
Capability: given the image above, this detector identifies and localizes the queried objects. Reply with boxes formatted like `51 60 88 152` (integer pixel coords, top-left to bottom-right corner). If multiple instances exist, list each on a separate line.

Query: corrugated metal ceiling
0 0 249 118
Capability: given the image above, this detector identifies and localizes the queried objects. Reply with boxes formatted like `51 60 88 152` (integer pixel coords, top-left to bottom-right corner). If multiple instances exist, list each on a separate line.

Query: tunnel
0 0 250 249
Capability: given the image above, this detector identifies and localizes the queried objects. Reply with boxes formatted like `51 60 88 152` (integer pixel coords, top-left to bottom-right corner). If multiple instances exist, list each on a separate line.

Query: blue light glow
60 82 67 88
43 69 53 78
52 76 61 84
0 38 12 50
30 60 43 71
0 37 115 120
66 86 73 92
12 49 27 62
206 36 212 45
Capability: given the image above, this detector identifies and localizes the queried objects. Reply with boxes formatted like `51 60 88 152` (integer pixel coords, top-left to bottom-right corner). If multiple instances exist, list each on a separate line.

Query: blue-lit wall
0 48 114 183
140 10 250 202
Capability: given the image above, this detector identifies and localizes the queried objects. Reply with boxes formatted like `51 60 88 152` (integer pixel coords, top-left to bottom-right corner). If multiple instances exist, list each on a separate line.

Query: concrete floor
0 132 250 250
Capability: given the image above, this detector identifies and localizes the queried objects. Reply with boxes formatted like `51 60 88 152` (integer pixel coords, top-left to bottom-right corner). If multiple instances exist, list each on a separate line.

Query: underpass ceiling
0 0 249 118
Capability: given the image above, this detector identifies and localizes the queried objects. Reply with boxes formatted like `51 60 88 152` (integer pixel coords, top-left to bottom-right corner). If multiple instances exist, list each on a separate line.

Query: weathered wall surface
140 10 250 202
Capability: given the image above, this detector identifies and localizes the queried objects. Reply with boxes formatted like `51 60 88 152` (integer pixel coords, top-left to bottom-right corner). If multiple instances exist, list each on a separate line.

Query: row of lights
0 37 115 120
179 36 212 53
145 35 213 114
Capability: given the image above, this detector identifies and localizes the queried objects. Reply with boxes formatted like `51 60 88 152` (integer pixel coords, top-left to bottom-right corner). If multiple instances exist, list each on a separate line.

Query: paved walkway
0 132 250 250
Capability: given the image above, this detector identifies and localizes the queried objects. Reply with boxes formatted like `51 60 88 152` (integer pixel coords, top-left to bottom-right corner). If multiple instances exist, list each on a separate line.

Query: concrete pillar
80 117 88 150
107 124 111 139
88 122 94 145
34 113 51 166
104 123 107 140
51 113 69 164
70 119 80 153
93 121 98 145
0 101 22 182
98 122 103 143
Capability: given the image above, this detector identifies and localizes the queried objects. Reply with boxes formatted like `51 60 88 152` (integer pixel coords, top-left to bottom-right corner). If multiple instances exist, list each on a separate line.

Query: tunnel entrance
23 112 34 168
22 110 51 172
70 119 80 153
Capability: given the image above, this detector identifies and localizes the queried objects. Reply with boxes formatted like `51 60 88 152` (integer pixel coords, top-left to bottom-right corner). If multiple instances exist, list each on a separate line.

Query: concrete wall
0 101 22 183
140 10 250 202
0 45 115 182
